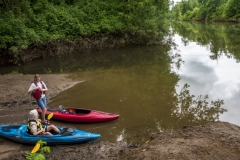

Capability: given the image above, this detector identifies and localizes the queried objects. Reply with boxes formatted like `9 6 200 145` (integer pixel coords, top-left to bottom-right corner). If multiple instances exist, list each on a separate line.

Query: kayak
0 124 101 145
36 105 120 123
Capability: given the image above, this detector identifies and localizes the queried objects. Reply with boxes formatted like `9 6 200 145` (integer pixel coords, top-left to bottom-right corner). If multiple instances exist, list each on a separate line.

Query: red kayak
36 105 120 123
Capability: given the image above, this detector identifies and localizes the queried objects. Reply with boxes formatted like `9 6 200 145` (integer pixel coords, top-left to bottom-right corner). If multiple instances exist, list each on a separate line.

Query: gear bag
31 81 45 100
31 89 42 100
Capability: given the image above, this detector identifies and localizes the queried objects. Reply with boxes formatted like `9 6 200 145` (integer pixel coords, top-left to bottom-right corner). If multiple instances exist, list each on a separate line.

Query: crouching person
28 109 60 136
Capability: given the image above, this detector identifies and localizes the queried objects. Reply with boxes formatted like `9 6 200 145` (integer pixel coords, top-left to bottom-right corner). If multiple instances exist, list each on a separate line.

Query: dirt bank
1 74 240 160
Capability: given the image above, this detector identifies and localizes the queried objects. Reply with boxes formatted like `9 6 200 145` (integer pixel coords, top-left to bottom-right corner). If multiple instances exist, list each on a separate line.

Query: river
1 22 239 144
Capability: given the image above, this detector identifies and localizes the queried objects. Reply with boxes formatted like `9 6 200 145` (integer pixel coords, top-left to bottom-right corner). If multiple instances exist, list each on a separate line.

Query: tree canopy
171 0 240 21
0 0 170 52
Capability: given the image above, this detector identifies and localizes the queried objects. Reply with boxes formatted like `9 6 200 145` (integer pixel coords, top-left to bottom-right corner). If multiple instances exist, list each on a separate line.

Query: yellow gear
27 119 43 133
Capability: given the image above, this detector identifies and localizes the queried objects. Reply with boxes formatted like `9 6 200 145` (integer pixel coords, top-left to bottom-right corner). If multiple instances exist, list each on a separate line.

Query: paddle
43 112 53 131
47 112 53 124
31 112 54 153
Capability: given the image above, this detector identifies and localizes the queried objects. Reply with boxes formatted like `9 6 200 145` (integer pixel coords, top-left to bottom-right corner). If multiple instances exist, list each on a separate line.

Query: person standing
28 74 49 124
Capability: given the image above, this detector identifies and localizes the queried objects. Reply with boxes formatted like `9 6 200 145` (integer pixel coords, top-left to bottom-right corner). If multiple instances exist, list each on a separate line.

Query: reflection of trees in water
173 84 226 125
172 22 240 62
115 82 227 144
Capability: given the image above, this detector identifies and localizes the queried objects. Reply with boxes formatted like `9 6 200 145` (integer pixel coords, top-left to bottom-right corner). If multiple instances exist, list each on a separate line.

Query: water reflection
173 84 226 125
172 22 240 62
47 44 226 144
48 44 182 143
172 22 240 128
0 45 173 74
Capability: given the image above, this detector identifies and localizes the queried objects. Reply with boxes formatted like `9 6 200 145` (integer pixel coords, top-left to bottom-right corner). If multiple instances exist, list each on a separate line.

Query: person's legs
46 124 60 133
42 96 46 107
42 108 47 122
36 97 47 122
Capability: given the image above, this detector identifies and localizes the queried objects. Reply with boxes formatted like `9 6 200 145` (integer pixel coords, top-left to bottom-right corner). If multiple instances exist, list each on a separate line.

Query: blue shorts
36 96 46 110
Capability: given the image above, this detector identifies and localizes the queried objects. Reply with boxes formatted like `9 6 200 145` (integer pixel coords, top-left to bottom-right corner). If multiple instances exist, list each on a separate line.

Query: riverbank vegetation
0 0 170 66
171 0 240 22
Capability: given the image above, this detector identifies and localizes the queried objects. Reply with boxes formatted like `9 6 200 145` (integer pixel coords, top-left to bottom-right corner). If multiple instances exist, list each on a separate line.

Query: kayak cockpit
1 124 22 132
59 105 91 115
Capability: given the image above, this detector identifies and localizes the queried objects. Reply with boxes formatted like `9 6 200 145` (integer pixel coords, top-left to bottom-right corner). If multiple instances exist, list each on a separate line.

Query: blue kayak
0 124 101 145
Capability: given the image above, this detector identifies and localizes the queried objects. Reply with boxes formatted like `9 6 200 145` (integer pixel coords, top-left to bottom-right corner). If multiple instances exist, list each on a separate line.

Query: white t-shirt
29 121 39 134
28 81 46 99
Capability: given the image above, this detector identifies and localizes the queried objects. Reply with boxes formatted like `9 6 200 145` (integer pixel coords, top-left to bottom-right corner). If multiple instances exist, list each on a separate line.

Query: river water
1 22 240 144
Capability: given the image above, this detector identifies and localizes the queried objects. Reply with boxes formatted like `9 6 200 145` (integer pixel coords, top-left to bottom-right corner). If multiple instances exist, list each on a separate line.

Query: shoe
41 121 50 125
60 127 69 134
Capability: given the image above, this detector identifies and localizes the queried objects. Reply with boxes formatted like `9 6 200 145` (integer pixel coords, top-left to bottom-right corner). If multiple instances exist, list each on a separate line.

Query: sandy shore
1 74 240 160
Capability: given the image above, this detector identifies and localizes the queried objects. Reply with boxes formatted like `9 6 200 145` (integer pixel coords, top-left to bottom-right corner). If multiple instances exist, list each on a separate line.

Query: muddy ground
0 74 240 160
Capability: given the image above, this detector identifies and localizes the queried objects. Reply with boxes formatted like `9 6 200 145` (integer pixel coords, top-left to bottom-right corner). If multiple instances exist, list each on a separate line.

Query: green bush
0 0 170 52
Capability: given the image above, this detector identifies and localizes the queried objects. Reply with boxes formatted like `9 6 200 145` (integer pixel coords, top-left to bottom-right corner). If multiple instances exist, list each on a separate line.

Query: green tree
225 0 240 19
171 4 182 21
0 0 170 63
211 3 226 19
170 0 240 21
200 0 227 18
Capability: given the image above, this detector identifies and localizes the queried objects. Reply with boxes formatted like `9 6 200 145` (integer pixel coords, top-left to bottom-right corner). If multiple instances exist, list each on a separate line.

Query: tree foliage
0 0 170 52
171 0 240 21
225 0 240 19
